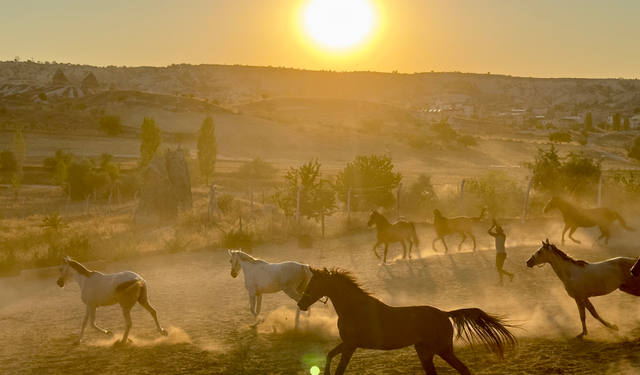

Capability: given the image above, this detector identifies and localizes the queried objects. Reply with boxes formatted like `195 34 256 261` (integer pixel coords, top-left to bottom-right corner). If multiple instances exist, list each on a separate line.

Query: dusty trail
1 226 640 374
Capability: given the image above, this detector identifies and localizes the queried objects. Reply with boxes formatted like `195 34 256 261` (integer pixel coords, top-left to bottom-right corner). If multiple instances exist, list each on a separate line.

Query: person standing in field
487 219 514 285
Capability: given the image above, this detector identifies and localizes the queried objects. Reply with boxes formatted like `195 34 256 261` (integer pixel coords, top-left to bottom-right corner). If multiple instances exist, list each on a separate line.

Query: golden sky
0 0 638 78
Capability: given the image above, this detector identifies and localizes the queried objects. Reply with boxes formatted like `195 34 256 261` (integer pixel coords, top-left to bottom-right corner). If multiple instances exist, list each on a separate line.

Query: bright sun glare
304 0 375 49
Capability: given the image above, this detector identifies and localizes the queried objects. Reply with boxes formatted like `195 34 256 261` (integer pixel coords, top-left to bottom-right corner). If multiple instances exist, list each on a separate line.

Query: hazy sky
1 0 638 78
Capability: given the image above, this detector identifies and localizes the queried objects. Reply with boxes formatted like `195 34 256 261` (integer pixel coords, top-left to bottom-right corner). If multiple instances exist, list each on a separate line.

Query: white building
630 115 640 129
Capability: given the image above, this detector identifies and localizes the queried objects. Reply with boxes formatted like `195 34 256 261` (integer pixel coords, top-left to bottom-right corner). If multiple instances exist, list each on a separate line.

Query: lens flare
310 366 320 375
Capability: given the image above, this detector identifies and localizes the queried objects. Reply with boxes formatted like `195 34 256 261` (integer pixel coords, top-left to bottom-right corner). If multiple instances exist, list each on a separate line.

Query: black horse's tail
472 207 487 222
410 222 420 247
613 211 636 232
447 308 517 360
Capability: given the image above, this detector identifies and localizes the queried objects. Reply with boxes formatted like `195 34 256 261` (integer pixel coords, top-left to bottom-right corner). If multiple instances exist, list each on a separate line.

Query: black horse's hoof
611 324 619 331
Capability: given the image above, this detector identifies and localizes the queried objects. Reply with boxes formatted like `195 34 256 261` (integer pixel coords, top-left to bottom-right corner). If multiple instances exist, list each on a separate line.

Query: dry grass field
2 221 640 375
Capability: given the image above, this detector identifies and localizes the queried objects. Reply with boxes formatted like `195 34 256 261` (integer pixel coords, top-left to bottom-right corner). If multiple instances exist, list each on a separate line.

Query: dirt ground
2 222 640 374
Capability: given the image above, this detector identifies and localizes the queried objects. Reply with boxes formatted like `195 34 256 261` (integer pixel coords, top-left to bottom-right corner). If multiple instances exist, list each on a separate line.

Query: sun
304 0 376 49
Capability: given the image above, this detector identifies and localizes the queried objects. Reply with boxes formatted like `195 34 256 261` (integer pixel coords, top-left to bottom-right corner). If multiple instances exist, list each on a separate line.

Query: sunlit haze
0 0 639 78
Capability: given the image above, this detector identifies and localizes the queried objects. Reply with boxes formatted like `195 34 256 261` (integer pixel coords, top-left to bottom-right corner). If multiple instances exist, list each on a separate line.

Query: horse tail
447 308 517 360
410 222 420 247
472 207 487 222
115 278 144 297
613 211 636 232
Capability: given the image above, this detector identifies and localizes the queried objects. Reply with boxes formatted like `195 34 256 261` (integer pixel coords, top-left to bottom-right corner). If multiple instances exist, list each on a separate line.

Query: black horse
298 268 517 375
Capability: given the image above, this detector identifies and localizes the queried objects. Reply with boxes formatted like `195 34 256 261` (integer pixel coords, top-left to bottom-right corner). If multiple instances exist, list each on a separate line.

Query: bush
217 194 236 215
400 174 439 217
236 157 277 179
223 228 254 249
0 150 17 171
549 131 571 143
465 170 524 218
99 115 123 135
407 136 428 150
457 134 478 147
67 158 110 200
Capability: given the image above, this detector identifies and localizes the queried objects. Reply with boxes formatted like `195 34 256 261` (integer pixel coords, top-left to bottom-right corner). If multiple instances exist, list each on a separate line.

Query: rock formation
134 149 193 226
51 69 69 85
81 72 100 90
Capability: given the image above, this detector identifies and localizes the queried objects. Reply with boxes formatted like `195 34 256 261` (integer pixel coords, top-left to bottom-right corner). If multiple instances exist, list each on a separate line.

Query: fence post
347 186 352 223
296 186 302 222
208 181 221 220
134 191 138 201
396 182 402 219
109 192 113 214
85 195 90 216
597 173 604 207
459 179 466 215
22 197 26 220
118 187 121 205
43 191 47 217
250 184 254 220
66 194 70 219
522 177 534 225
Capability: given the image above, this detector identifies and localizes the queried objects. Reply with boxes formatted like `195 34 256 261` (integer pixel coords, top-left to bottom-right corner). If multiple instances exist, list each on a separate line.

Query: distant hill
1 61 639 110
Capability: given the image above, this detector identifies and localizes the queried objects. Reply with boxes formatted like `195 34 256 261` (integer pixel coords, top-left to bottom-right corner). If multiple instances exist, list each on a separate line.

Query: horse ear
63 255 70 263
228 249 233 255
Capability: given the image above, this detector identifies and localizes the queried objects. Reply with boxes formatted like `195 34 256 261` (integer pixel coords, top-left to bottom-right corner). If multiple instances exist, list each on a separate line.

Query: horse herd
55 196 640 375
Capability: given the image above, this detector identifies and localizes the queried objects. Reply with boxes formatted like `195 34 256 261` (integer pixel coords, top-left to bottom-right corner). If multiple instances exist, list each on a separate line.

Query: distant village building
630 115 640 129
51 68 70 85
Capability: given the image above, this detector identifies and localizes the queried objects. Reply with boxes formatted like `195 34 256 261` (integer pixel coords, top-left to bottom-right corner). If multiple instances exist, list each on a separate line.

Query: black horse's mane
547 244 589 267
314 267 372 296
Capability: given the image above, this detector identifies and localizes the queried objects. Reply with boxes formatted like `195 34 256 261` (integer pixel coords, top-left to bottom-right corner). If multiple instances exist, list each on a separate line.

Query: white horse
57 256 168 345
228 249 313 327
526 240 640 339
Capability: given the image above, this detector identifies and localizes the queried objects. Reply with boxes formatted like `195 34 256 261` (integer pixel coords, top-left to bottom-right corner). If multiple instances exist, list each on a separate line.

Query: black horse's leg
432 237 439 252
469 233 477 252
372 240 382 260
575 299 588 339
400 240 407 259
414 343 438 375
584 299 618 331
324 342 344 375
457 232 467 251
441 237 449 253
334 345 356 375
567 227 581 244
383 243 389 263
561 224 570 244
438 347 471 375
407 238 413 259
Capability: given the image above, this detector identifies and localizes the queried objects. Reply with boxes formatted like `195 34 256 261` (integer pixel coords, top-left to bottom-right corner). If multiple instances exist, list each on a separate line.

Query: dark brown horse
298 268 517 375
367 210 419 262
544 196 635 245
432 208 486 252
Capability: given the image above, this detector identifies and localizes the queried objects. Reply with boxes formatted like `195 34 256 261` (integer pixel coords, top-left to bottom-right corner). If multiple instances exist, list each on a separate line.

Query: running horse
298 268 517 375
432 208 486 252
57 256 168 345
527 240 640 339
543 196 634 245
228 249 313 328
367 210 420 262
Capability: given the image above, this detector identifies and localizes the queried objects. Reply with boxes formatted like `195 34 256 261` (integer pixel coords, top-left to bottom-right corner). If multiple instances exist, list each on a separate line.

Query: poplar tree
197 115 217 185
140 117 162 166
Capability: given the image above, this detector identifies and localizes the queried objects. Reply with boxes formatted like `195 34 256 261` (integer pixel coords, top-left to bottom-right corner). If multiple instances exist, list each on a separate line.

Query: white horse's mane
232 250 267 265
67 258 95 278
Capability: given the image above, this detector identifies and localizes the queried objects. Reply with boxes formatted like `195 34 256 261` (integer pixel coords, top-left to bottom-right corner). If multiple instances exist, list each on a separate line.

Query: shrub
223 228 254 249
217 194 236 215
236 157 277 180
407 136 428 150
457 134 478 147
42 212 68 233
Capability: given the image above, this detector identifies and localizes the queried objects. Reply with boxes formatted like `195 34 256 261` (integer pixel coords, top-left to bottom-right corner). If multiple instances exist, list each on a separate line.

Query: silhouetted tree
197 115 217 185
612 113 621 131
140 117 162 167
335 155 402 210
584 112 593 131
623 117 630 131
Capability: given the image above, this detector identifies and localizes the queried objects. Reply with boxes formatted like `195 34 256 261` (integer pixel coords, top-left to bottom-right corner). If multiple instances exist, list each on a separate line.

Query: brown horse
432 208 486 252
367 210 419 263
543 196 635 245
298 268 517 375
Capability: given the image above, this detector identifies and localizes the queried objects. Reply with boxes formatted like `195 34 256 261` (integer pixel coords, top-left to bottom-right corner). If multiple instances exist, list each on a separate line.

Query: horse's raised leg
137 288 168 336
584 299 618 331
575 299 588 339
334 345 356 375
593 226 610 245
324 342 345 375
432 237 439 252
407 238 413 259
457 232 467 251
438 347 471 375
568 227 581 244
400 240 407 259
414 343 438 375
373 240 382 260
88 306 111 336
561 224 570 245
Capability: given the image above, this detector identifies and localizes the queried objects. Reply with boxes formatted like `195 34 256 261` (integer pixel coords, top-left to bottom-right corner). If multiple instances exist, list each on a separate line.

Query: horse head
367 210 380 227
228 249 242 278
526 239 553 268
298 267 330 311
543 197 560 213
57 256 72 288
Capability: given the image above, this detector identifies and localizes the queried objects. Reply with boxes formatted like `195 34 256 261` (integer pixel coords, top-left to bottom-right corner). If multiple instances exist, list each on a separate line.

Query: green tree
197 115 217 185
584 112 593 131
67 158 110 200
465 170 524 218
400 174 438 216
628 137 640 160
272 159 337 221
335 155 402 210
99 115 123 135
140 117 162 167
236 157 277 180
525 144 601 197
612 113 621 131
98 153 120 182
623 117 630 131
